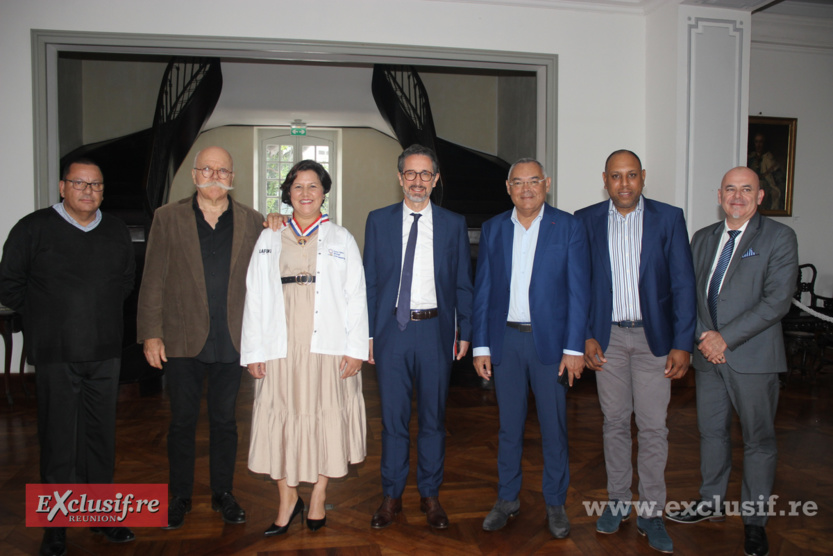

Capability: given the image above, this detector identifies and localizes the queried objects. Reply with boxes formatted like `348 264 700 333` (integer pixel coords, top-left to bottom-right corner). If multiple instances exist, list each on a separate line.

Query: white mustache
197 180 234 191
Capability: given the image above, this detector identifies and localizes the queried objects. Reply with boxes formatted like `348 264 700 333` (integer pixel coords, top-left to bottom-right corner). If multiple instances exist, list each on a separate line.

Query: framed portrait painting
747 116 796 216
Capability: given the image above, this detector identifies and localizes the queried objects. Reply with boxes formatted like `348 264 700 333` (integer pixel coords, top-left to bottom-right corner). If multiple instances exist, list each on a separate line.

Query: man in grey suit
667 166 798 556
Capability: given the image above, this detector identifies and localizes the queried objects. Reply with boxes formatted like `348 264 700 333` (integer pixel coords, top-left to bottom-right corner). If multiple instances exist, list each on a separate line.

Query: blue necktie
708 230 741 329
396 213 421 331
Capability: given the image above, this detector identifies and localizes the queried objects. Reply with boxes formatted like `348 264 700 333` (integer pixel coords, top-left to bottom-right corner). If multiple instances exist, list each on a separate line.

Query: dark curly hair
280 160 332 206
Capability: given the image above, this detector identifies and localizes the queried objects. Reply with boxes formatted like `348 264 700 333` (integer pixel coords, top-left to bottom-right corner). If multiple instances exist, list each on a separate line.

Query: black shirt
192 194 237 363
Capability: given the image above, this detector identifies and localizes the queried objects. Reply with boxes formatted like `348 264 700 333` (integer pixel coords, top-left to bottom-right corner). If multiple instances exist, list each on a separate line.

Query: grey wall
80 58 167 145
749 12 833 295
420 71 498 155
57 58 83 158
497 75 536 166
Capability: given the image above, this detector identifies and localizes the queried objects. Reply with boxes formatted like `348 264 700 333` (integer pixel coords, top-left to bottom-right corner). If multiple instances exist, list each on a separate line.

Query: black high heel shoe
307 515 327 531
264 497 305 536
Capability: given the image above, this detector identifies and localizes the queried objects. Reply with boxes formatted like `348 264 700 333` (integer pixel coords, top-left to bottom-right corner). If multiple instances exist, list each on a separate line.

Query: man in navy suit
473 158 590 539
667 167 798 556
364 144 473 530
575 150 696 553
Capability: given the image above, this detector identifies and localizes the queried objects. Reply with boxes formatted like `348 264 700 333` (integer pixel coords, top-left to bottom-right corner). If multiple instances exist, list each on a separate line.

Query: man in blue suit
575 150 696 553
364 144 473 530
473 158 590 539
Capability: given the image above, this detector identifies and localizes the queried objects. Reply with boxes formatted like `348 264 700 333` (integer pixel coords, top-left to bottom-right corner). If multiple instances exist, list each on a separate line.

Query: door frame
31 30 558 208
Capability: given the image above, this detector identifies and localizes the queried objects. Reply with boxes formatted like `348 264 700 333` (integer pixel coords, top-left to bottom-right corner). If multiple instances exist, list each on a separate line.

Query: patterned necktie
708 230 741 329
396 213 422 331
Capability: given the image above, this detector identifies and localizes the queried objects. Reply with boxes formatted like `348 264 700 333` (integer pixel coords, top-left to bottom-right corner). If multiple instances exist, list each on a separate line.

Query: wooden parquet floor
1 362 832 555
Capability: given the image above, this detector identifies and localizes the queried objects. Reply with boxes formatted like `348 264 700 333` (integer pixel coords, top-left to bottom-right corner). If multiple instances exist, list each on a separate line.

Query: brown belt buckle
410 308 438 320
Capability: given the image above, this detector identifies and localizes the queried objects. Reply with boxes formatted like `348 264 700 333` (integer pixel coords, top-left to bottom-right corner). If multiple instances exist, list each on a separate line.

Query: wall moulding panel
678 7 751 233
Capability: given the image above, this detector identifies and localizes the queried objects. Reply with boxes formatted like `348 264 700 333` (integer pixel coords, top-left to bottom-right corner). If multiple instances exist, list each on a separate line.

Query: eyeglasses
509 178 546 189
64 179 104 192
401 170 435 182
194 167 233 179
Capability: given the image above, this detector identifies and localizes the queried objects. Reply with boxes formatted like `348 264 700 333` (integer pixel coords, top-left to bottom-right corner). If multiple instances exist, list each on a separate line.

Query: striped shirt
608 196 643 322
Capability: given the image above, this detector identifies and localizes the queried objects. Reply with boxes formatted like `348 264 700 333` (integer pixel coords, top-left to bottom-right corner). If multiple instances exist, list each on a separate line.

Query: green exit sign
291 127 307 136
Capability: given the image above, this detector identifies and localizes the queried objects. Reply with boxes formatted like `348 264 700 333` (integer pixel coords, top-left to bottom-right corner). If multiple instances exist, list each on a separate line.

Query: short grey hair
508 157 547 180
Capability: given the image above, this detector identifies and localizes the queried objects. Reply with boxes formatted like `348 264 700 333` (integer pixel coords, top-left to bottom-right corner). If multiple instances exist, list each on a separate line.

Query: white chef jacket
240 221 369 365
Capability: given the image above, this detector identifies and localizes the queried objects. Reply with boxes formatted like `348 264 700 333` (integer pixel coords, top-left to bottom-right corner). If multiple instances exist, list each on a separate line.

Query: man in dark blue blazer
364 145 473 530
473 158 590 539
575 150 696 553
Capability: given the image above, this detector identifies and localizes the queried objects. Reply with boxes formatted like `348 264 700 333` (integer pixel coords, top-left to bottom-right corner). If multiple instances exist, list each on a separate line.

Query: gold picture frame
747 116 797 217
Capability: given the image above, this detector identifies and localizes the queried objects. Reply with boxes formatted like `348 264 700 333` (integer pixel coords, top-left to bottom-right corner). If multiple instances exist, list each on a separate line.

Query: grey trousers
596 326 670 518
695 362 779 526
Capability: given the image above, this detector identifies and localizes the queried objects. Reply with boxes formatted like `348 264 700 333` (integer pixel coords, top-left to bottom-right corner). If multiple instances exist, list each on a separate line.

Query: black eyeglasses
401 170 435 182
64 179 104 192
194 167 233 179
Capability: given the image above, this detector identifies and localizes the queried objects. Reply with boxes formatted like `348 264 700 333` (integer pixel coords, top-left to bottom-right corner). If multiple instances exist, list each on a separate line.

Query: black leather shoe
90 526 135 543
666 499 724 524
264 496 305 536
744 524 769 556
163 497 191 530
420 496 449 529
371 496 402 529
39 528 66 556
212 491 246 524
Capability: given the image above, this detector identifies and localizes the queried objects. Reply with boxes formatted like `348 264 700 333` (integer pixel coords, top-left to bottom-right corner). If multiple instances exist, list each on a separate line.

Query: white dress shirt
507 204 543 322
474 204 581 357
397 201 437 310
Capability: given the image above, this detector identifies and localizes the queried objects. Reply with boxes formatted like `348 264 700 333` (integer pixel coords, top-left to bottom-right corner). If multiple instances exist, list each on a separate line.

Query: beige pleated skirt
248 228 366 485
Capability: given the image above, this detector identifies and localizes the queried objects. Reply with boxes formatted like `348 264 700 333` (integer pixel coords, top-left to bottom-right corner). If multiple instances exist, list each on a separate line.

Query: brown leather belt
394 308 438 320
507 321 532 333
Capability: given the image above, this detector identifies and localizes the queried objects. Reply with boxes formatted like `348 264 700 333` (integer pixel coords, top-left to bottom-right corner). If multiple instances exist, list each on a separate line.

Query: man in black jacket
0 158 136 556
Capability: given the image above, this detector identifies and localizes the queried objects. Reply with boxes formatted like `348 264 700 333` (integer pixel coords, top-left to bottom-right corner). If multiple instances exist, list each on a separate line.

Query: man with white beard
137 146 264 530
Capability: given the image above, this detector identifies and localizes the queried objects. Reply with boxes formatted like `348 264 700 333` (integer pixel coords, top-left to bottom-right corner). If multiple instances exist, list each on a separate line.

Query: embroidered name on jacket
259 248 272 254
328 249 345 260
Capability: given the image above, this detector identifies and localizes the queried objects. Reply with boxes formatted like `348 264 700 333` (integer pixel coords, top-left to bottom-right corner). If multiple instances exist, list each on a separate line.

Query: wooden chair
782 264 833 384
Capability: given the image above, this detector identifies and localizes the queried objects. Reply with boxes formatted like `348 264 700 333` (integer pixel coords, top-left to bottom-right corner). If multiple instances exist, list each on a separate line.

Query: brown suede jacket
137 195 264 357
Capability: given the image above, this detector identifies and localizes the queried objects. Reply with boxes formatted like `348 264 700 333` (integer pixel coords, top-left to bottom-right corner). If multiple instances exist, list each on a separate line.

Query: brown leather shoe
420 496 449 529
371 496 402 529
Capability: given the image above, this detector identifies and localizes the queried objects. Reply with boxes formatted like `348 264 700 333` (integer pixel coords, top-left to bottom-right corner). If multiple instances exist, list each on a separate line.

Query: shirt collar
402 200 432 221
192 192 234 222
192 191 234 210
607 195 644 218
52 202 102 232
510 203 545 226
722 217 750 235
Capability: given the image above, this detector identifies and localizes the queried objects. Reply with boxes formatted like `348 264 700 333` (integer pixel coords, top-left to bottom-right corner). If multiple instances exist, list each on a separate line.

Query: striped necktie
707 229 741 329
